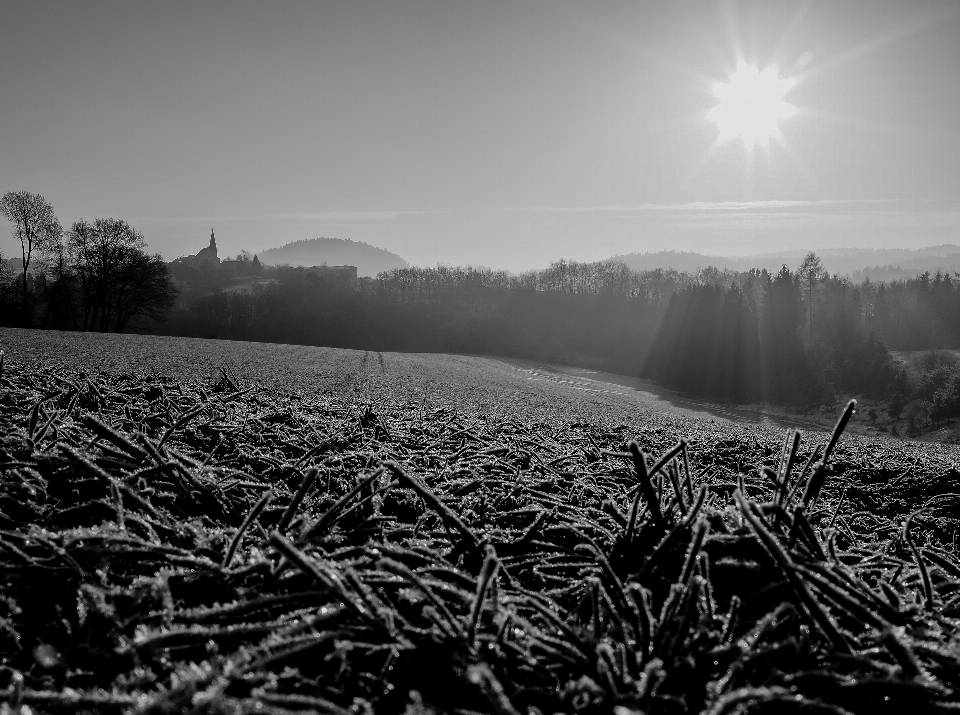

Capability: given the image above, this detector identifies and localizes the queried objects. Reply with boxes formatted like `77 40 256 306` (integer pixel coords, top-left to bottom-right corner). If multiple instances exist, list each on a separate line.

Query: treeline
644 256 960 425
162 254 960 415
162 261 704 373
864 271 960 349
0 192 177 332
643 265 900 405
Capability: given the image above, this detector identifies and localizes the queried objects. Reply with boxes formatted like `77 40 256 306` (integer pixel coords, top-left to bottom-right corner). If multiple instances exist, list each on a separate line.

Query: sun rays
708 59 798 151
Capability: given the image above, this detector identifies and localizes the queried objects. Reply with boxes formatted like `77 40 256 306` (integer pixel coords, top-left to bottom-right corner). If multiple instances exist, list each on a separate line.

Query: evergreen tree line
642 258 960 429
862 271 960 349
642 265 901 406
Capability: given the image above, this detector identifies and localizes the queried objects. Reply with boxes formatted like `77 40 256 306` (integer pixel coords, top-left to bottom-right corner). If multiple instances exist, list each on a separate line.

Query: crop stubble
1 330 960 714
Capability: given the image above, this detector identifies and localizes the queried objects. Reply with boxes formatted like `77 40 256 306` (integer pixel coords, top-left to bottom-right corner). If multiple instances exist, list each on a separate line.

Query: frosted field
2 327 960 712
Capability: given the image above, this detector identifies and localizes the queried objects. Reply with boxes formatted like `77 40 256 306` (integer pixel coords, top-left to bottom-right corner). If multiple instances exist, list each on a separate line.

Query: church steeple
210 228 216 251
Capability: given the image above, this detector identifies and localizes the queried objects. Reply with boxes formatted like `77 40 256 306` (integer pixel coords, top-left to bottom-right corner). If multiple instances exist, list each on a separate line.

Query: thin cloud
263 211 432 221
132 211 432 224
131 216 246 224
502 199 960 235
515 199 896 214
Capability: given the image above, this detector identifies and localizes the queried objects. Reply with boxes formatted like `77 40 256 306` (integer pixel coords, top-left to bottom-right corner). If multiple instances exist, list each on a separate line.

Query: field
2 327 960 714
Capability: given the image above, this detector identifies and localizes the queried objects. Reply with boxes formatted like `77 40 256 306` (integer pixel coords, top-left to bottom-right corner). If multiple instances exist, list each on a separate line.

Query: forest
643 260 960 429
149 253 960 431
160 260 685 374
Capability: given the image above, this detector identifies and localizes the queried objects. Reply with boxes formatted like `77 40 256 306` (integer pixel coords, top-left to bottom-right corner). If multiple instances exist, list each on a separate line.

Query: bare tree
112 250 178 332
797 251 826 345
68 218 177 332
0 191 63 326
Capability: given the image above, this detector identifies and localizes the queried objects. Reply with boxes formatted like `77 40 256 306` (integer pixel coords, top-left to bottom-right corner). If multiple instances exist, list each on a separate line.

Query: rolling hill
610 245 960 281
257 237 408 277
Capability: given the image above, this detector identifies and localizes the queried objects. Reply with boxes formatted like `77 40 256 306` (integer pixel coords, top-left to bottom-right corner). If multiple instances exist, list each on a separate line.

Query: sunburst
709 59 798 151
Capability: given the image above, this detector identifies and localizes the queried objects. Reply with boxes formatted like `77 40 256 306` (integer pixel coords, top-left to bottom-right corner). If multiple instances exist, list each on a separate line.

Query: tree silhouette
0 191 63 326
797 251 826 345
68 218 177 332
112 251 178 332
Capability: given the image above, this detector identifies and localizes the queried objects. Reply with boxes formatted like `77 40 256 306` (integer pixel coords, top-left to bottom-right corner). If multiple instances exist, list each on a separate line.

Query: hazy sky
3 1 960 271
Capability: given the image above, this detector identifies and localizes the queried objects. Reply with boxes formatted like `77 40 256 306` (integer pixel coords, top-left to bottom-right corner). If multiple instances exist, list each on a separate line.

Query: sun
709 59 798 151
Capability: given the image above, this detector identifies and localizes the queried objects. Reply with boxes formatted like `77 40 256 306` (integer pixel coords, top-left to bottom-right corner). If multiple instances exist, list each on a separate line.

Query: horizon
3 1 960 271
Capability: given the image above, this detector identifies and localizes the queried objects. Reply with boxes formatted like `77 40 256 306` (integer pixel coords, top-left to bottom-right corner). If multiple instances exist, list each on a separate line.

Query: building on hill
305 264 358 286
172 229 221 272
194 229 220 270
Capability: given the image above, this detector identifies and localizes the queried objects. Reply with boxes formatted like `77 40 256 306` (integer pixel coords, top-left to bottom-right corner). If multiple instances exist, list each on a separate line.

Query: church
175 229 221 271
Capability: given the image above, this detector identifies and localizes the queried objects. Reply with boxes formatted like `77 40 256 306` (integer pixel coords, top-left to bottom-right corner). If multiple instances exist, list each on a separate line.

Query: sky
2 1 960 271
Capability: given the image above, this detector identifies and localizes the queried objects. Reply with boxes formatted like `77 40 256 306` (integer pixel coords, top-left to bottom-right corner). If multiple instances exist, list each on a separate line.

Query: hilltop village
168 229 358 289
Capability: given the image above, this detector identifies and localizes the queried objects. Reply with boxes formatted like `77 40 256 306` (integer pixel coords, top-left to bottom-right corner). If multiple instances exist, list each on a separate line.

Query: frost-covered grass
1 328 960 713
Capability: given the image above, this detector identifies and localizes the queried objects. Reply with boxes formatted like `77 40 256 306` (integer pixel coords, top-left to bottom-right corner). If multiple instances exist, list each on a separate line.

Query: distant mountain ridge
609 245 960 281
258 237 408 277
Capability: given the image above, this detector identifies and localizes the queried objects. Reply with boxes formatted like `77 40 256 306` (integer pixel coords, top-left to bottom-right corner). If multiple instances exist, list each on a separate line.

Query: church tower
210 228 217 253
